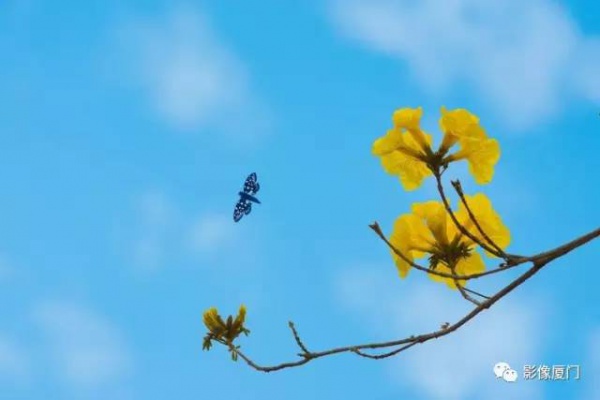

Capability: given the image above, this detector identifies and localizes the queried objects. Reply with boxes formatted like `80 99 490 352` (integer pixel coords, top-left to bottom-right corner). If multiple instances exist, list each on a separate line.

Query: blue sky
0 0 599 399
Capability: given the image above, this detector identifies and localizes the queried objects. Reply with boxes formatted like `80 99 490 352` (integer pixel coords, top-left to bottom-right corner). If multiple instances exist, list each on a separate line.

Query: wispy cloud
118 5 271 139
0 335 30 383
329 0 600 131
188 212 236 254
130 191 249 271
334 266 547 399
33 301 133 390
132 191 176 271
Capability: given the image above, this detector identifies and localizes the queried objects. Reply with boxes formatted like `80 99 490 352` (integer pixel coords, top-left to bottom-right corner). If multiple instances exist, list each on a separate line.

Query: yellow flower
428 251 486 289
372 110 434 191
447 137 501 184
231 305 247 336
389 214 435 278
393 107 423 131
411 201 450 245
438 106 501 184
373 106 501 189
388 194 510 289
372 127 404 156
439 106 487 151
392 107 430 152
456 193 511 256
202 304 250 344
203 307 227 337
379 150 433 191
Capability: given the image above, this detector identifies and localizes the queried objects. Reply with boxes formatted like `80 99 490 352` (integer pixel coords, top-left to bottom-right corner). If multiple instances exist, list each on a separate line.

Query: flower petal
392 107 423 131
458 193 511 256
372 128 404 156
464 138 501 184
439 106 487 151
411 201 449 244
390 214 432 277
382 153 432 191
427 252 485 289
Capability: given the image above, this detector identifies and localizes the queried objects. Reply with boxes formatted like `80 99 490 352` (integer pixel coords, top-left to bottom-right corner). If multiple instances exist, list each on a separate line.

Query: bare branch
214 222 600 372
216 258 551 372
351 342 419 360
456 284 481 306
455 282 482 306
449 262 482 306
288 321 311 356
462 286 491 300
227 343 313 372
525 227 600 265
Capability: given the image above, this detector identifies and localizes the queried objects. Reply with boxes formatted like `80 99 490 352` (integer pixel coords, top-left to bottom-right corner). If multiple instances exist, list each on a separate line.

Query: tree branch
462 286 491 300
288 321 311 356
351 342 420 360
216 223 599 372
455 280 482 306
525 227 600 265
220 259 551 372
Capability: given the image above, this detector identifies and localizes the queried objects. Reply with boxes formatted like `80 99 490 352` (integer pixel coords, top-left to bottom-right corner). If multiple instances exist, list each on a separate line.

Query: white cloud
334 266 547 399
0 335 30 382
120 5 271 138
329 0 600 130
572 38 600 103
131 192 250 270
33 301 133 389
188 212 235 253
132 191 175 271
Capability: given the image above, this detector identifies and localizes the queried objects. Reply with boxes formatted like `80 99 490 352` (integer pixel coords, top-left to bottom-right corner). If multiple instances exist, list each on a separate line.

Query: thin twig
455 282 482 306
451 179 507 258
434 173 505 258
288 321 311 356
449 262 482 306
351 342 420 360
462 286 491 300
452 269 481 306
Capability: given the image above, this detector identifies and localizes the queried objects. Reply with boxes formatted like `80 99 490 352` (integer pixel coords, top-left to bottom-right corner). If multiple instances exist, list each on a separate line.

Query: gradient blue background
1 1 599 399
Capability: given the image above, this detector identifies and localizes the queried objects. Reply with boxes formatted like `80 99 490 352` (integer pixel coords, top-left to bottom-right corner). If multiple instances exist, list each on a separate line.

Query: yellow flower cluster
373 107 509 289
372 107 500 190
390 194 510 288
202 305 249 352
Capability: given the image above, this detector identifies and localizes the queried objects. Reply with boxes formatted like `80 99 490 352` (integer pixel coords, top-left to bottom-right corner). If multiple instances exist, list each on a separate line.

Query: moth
233 172 261 222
